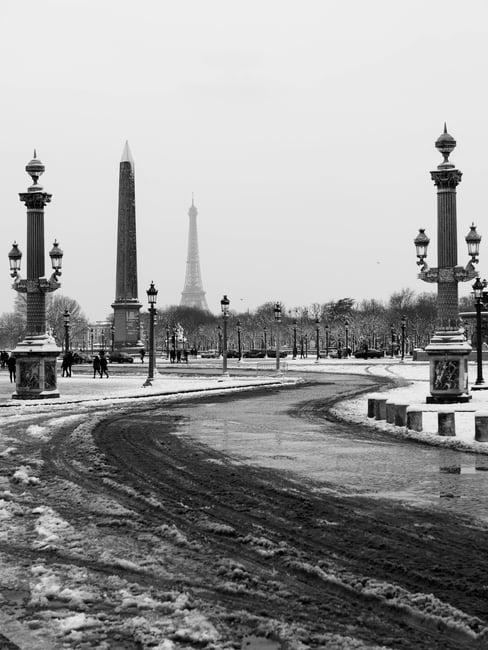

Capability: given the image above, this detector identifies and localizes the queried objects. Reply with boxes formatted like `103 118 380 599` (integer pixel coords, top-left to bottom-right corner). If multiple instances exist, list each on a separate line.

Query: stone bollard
394 403 409 426
407 408 423 432
438 411 455 437
475 411 488 442
367 396 378 418
374 398 388 420
386 401 396 424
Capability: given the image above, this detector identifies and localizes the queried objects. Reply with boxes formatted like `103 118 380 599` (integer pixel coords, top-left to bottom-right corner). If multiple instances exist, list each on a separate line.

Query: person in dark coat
62 351 73 377
7 354 16 383
100 351 109 378
92 354 102 378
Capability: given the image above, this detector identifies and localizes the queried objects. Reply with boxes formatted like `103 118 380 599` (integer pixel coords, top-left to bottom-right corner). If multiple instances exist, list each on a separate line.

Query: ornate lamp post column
325 322 329 357
390 325 395 358
415 125 481 403
143 281 158 387
274 302 282 372
400 315 406 363
217 325 222 357
263 326 268 358
315 317 320 362
292 320 298 360
345 319 349 356
63 309 70 354
221 295 230 376
471 278 487 390
8 152 64 399
236 319 242 361
166 327 170 359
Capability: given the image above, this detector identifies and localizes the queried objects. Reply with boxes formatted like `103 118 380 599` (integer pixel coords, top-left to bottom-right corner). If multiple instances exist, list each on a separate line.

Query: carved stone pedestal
12 335 61 400
425 328 471 403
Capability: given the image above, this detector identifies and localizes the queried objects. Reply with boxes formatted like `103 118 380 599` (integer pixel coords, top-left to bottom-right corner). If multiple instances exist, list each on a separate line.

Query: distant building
180 197 209 311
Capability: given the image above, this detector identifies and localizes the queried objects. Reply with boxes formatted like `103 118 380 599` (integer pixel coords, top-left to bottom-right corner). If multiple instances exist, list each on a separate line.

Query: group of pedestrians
92 351 109 378
169 349 188 364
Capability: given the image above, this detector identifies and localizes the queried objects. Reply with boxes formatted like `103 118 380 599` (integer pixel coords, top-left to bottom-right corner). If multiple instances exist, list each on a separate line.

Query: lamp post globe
143 281 158 387
220 295 230 376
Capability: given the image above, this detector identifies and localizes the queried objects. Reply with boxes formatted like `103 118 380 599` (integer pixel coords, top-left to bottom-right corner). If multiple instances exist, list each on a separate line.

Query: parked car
226 350 240 358
243 349 266 358
265 350 288 358
109 350 134 363
354 348 385 359
71 351 92 364
200 349 220 358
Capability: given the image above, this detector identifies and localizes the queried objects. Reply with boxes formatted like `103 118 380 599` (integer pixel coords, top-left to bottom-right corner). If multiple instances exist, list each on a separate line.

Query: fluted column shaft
19 192 51 336
431 168 462 328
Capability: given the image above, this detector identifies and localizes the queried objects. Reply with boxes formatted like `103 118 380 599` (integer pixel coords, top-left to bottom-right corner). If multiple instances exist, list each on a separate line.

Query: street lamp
63 309 70 354
345 319 349 357
325 322 329 357
472 277 488 390
143 281 158 387
414 126 481 403
292 319 297 360
390 324 395 358
8 153 64 399
274 302 282 372
221 294 230 376
111 322 115 352
315 317 320 362
263 326 268 358
401 315 406 363
166 327 170 359
236 319 242 361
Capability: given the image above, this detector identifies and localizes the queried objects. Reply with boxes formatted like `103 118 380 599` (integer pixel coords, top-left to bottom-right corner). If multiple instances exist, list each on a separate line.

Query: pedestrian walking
100 351 109 378
62 350 73 377
170 349 176 364
7 354 16 383
92 354 102 378
140 349 145 363
176 349 181 363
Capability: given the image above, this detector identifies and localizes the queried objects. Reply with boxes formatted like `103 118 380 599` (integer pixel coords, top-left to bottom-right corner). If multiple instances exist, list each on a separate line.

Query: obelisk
111 141 142 350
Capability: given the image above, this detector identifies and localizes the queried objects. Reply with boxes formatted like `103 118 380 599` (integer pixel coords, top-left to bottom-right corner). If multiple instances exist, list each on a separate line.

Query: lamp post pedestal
13 337 60 400
425 328 472 403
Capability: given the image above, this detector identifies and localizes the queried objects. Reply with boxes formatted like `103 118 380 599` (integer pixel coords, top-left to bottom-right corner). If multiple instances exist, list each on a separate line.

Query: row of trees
144 289 475 354
0 288 477 354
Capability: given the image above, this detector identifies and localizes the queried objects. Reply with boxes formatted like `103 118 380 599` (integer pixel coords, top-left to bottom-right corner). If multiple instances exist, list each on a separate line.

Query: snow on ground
316 358 488 454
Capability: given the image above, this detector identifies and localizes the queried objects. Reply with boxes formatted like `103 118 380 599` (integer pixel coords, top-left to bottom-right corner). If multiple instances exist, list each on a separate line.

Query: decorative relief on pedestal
433 359 460 391
18 361 40 389
44 361 57 390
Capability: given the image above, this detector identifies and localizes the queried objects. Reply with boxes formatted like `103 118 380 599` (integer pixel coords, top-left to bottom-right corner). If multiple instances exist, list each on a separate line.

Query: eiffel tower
180 197 209 311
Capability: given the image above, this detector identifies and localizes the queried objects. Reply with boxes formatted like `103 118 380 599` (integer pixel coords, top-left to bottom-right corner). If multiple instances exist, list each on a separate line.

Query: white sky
2 0 487 321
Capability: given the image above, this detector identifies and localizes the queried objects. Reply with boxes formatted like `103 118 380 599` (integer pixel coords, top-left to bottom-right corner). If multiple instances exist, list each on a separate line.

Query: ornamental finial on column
25 150 45 191
435 123 456 169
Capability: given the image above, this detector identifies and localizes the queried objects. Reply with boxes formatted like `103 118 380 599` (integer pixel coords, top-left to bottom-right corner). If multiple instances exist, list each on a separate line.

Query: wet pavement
167 374 488 522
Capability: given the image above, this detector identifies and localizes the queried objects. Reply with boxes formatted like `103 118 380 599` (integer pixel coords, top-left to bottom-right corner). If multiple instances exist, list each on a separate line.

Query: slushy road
1 371 487 648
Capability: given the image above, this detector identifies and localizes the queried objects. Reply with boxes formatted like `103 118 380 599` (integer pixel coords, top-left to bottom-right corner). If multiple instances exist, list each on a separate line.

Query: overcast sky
2 0 488 321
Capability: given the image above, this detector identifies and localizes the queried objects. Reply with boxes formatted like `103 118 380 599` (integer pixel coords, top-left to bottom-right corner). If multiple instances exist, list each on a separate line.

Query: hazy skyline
2 0 488 321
